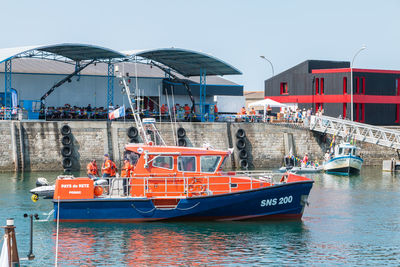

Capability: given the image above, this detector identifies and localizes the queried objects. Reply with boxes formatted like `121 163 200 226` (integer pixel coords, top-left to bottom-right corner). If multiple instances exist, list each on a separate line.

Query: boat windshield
178 156 196 172
200 156 221 173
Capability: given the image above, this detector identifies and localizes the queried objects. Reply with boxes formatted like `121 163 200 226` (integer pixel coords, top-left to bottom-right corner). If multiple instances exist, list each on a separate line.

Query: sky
1 0 400 91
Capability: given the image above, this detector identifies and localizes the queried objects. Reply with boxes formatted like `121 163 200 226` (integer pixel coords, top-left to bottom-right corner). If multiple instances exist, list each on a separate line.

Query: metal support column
4 60 12 107
199 68 207 122
107 62 115 110
75 61 81 81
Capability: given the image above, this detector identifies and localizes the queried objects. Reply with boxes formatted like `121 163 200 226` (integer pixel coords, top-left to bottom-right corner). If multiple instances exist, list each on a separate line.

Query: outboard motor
36 177 49 187
284 156 294 170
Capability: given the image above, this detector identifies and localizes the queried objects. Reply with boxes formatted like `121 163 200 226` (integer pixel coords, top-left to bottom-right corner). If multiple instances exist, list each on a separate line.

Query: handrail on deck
96 173 281 199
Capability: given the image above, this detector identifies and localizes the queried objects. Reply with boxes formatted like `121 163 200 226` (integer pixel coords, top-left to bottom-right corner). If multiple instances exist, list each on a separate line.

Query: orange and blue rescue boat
50 143 313 222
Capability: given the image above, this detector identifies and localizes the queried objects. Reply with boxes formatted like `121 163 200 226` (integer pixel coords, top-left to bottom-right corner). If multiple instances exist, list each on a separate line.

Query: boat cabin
124 144 230 177
334 143 361 157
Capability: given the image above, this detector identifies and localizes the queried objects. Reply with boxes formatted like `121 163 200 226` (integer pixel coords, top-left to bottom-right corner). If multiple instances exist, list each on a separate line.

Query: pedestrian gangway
309 115 400 150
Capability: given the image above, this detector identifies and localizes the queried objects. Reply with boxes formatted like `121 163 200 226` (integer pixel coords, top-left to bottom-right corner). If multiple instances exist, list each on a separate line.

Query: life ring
61 135 72 146
239 159 249 169
188 183 206 195
236 139 246 150
239 149 248 159
236 129 246 139
178 138 187 147
62 157 73 169
61 125 71 136
127 127 138 139
177 127 186 138
94 186 103 197
61 146 72 157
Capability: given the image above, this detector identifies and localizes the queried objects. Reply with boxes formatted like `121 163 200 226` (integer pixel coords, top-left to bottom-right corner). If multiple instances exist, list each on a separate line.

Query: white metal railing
94 172 282 199
309 115 400 149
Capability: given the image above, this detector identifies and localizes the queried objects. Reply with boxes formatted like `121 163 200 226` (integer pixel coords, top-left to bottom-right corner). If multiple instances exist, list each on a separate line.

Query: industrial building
264 60 400 125
0 44 244 121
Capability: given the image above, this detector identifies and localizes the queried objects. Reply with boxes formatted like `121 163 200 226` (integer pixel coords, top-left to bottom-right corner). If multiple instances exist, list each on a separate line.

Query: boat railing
95 172 285 199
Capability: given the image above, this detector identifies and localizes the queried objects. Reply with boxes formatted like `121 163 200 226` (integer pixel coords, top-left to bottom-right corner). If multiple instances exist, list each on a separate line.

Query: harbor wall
0 120 396 172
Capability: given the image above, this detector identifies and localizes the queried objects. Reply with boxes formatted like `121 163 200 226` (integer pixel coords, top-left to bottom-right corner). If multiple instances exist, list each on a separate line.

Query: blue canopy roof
0 43 126 64
134 48 242 77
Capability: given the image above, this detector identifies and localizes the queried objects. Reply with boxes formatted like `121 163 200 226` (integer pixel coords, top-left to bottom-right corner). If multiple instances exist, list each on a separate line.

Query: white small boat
279 155 322 173
323 142 363 175
279 165 322 173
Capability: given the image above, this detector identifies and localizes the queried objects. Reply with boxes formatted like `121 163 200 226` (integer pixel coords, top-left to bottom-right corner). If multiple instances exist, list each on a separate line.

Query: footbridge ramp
309 115 400 150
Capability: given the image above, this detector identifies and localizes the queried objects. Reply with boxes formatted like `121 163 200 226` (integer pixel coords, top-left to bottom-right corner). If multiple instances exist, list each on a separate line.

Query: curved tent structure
0 43 126 64
134 48 242 77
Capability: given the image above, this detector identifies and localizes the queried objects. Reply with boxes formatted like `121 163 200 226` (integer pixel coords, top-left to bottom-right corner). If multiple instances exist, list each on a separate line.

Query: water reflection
51 221 310 266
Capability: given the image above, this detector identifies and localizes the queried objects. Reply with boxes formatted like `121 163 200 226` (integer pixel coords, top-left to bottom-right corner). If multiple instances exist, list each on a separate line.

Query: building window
356 103 359 122
361 104 365 122
343 103 347 119
320 78 324 95
396 104 400 123
343 77 347 95
315 78 319 95
396 78 400 96
356 77 360 94
362 77 366 95
280 82 288 94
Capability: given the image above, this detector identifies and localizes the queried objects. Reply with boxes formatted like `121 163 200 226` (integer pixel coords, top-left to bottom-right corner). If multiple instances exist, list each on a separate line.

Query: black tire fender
236 129 246 139
236 139 246 150
61 146 72 157
127 127 138 139
239 149 248 159
61 135 72 146
178 138 187 147
62 157 73 169
61 125 71 136
177 127 186 138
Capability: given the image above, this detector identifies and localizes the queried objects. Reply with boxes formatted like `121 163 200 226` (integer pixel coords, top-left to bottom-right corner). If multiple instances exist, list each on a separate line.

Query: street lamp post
350 45 366 121
260 56 274 77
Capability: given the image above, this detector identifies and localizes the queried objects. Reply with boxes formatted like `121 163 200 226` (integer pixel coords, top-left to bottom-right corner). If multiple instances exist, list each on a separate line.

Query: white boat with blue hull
323 143 363 175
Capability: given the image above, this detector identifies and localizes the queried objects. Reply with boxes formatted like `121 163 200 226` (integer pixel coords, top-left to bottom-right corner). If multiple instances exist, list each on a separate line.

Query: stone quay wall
0 120 396 172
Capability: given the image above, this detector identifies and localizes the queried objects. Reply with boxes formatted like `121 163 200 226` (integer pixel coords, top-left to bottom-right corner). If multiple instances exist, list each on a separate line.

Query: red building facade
264 60 400 125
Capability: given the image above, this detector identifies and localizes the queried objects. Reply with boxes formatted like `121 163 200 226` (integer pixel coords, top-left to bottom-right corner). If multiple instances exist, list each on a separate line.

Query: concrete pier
0 120 397 172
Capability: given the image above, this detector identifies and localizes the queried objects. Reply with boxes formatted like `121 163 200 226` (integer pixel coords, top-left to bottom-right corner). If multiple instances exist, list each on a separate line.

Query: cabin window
152 156 173 170
338 148 343 155
200 156 221 173
178 156 196 172
344 148 351 155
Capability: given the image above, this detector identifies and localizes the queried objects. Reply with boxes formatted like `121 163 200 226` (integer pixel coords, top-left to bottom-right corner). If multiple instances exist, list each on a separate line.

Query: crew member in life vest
87 159 98 179
102 154 117 178
121 158 133 196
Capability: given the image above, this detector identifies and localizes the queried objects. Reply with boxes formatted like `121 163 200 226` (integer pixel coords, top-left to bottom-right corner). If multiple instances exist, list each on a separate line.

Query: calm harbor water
1 167 400 266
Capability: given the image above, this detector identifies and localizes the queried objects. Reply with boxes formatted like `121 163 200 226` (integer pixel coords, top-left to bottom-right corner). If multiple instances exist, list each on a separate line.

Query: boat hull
53 181 313 222
323 155 363 175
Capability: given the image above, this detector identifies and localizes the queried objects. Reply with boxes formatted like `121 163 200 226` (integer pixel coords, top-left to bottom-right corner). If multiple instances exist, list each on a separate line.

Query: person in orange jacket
102 154 117 178
121 158 134 196
121 158 133 177
240 106 247 115
87 159 98 179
